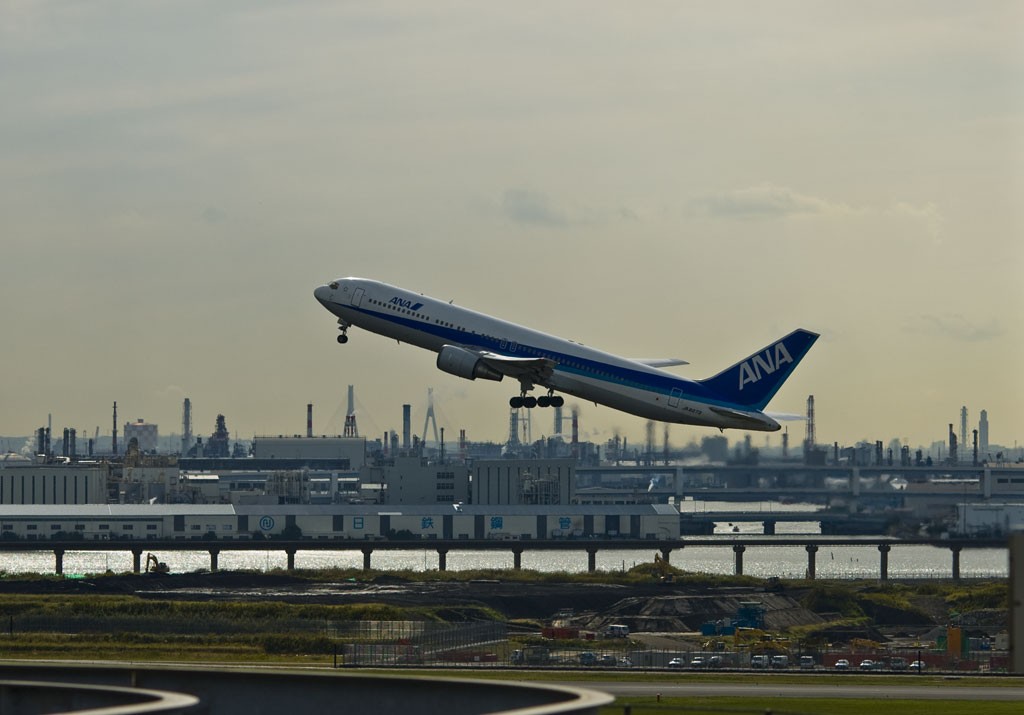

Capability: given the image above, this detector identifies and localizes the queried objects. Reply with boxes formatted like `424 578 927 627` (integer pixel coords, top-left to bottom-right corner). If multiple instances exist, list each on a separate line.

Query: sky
1 1 1021 453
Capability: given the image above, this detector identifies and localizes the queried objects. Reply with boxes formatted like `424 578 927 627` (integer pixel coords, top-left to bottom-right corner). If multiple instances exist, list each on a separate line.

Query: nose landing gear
336 319 350 344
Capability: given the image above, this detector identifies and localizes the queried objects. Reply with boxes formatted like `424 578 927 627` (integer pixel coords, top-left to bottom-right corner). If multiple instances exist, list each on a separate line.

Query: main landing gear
510 390 564 409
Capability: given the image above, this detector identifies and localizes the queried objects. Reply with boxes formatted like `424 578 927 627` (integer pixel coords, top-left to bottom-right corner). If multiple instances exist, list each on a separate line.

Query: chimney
306 403 313 438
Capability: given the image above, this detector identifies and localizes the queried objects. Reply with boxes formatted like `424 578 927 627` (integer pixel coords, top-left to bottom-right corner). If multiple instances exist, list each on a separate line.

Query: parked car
834 658 850 670
910 660 927 671
690 656 706 668
770 655 789 669
859 659 876 671
889 657 908 671
708 655 723 668
799 655 815 670
667 657 684 669
578 651 597 666
750 655 769 669
598 654 617 666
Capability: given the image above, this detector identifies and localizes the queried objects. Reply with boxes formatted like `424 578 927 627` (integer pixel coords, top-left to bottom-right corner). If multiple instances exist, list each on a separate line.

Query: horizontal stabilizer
709 405 768 426
632 358 689 368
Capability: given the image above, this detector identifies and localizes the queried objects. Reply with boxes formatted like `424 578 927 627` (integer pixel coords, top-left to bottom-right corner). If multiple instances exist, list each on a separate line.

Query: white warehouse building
0 504 680 541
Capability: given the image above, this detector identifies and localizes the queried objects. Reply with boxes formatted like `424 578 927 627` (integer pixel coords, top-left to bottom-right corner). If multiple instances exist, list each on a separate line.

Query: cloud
688 184 848 220
500 189 570 227
906 314 1003 342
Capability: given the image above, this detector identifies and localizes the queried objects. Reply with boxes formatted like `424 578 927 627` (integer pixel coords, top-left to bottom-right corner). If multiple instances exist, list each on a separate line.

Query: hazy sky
2 2 1021 452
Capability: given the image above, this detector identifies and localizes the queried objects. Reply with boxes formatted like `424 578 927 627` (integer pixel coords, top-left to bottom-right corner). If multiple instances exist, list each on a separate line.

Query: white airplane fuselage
314 278 818 432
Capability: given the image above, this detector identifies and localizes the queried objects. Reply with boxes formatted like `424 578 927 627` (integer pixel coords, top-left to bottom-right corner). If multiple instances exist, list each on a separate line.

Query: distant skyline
1 3 1021 451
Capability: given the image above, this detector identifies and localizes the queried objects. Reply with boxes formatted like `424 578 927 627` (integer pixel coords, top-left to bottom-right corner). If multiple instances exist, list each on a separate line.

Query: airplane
314 278 818 432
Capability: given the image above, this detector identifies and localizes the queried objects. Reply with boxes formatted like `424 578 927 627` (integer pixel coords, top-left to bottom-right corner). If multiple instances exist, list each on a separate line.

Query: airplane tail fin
698 329 819 410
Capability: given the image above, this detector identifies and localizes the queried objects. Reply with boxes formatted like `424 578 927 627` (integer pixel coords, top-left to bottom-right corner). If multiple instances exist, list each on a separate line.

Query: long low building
0 504 680 541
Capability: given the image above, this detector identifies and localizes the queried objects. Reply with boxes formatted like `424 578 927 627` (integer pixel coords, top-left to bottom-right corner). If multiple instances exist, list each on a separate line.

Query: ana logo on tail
738 342 794 390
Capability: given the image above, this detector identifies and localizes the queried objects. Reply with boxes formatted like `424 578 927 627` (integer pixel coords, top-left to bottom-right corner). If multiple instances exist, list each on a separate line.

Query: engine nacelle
437 345 504 382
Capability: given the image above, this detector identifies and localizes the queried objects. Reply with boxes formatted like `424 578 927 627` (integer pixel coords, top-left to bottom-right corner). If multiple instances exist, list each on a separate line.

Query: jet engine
437 345 504 382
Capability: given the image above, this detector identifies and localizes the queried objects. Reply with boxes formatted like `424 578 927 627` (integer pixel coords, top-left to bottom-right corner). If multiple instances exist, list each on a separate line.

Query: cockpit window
329 281 339 290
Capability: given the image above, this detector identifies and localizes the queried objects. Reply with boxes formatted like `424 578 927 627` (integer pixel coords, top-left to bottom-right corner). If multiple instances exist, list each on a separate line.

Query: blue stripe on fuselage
340 301 749 411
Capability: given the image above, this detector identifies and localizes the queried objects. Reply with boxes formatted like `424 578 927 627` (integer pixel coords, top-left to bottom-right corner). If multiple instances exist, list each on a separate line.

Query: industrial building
473 459 575 505
0 464 108 505
0 503 679 541
956 502 1024 537
123 419 159 453
251 435 366 469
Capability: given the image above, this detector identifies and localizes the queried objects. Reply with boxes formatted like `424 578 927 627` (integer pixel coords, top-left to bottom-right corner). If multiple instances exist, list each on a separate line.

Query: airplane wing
632 358 689 368
478 351 557 383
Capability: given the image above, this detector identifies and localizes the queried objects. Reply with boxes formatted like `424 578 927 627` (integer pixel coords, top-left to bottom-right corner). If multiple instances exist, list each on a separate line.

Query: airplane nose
314 284 332 306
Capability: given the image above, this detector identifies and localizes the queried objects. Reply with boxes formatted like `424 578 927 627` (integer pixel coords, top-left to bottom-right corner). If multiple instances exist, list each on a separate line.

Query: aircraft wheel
337 334 349 344
551 395 565 407
537 396 551 408
509 397 524 409
523 396 538 409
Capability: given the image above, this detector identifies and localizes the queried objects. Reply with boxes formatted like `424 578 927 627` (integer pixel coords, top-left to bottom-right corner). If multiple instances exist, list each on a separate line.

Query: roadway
558 679 1024 700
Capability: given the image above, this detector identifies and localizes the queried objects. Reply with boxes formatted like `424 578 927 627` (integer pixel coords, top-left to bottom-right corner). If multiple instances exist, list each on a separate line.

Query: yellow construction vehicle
145 553 168 573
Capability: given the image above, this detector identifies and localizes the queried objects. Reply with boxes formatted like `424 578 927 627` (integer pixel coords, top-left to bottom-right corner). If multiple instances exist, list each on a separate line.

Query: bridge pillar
209 549 219 572
878 543 891 581
512 548 523 570
805 545 818 580
132 549 143 574
54 549 64 576
587 548 598 573
286 549 296 571
437 549 448 572
660 548 672 564
951 546 962 581
733 544 746 576
763 520 776 536
362 548 372 571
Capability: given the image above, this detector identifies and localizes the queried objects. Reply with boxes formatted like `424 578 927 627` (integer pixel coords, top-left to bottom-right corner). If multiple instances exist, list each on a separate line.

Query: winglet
698 329 819 410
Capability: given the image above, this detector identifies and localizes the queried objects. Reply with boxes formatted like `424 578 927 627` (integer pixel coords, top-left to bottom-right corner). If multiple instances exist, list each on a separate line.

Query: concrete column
851 467 861 497
660 548 672 564
362 548 372 571
587 547 598 573
132 549 143 574
805 545 818 580
437 549 448 572
763 520 776 536
54 549 64 576
983 469 992 499
951 546 962 581
878 543 891 581
512 548 523 570
286 549 296 571
209 549 219 572
733 544 746 576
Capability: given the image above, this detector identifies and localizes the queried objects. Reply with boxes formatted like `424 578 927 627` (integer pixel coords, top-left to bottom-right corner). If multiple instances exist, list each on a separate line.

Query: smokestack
306 403 313 438
346 385 355 418
62 428 70 458
69 428 77 458
181 398 192 456
571 409 579 458
554 405 563 435
402 404 411 450
112 401 118 456
36 427 46 457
